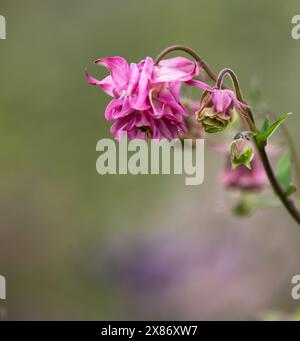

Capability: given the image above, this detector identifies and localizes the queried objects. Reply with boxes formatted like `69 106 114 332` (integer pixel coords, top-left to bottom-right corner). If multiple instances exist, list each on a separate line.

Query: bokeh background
1 0 300 320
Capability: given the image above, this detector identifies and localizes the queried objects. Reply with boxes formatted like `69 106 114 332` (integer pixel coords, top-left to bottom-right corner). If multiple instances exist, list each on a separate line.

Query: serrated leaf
256 113 292 144
276 151 292 192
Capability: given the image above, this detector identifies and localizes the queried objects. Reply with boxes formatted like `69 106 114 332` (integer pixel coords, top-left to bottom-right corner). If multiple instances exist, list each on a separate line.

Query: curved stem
216 69 243 102
155 45 217 81
155 45 300 225
216 68 258 133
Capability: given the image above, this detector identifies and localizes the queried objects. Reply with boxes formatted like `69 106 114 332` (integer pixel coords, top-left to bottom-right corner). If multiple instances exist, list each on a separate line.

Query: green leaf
276 151 292 192
286 185 297 196
256 113 292 144
260 116 270 133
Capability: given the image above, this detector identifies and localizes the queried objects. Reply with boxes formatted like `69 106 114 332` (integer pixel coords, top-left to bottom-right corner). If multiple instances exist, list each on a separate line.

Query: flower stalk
155 45 300 225
218 69 300 224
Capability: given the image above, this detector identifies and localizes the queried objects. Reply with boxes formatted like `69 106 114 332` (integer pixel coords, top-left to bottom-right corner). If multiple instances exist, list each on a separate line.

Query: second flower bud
230 133 254 169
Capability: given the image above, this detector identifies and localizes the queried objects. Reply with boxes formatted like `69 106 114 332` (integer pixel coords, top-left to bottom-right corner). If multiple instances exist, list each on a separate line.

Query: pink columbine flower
86 56 200 140
187 79 247 133
222 152 268 190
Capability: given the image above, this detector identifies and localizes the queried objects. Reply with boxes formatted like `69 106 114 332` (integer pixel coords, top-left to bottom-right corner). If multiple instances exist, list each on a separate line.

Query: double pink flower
86 56 199 140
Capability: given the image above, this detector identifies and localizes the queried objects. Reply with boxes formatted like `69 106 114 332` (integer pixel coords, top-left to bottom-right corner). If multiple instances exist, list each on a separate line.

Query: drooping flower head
86 56 200 140
198 89 236 133
187 79 248 133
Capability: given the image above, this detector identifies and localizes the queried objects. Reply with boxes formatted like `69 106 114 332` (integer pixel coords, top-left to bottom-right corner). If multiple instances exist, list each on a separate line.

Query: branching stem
156 45 300 225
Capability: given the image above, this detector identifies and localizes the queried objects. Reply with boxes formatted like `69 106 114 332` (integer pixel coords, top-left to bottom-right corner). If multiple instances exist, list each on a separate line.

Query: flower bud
230 137 254 169
196 90 234 133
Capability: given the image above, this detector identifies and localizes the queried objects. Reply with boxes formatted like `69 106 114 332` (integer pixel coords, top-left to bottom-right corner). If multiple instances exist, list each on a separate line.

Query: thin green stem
218 71 300 225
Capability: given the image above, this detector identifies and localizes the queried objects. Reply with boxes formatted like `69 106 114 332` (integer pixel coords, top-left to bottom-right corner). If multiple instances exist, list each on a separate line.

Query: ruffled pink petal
155 107 187 140
135 111 151 127
128 128 147 140
85 69 115 97
104 99 122 120
151 124 161 139
111 114 137 138
227 91 249 110
157 85 187 115
94 57 129 94
186 79 212 91
111 112 153 140
129 57 154 110
149 89 165 118
153 57 200 83
124 63 140 97
155 119 174 140
168 82 181 101
117 97 133 118
164 110 187 134
211 89 232 113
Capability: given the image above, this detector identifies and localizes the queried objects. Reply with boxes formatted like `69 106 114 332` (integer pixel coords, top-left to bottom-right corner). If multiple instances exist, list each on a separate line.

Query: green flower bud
196 91 233 133
198 107 232 133
230 137 254 169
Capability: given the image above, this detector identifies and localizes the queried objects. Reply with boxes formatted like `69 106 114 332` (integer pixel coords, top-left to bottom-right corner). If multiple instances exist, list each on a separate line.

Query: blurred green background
1 0 300 320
